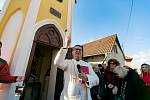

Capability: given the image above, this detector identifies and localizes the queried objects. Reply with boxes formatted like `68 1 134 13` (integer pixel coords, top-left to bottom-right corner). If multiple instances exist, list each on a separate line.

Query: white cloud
130 49 150 73
0 0 6 10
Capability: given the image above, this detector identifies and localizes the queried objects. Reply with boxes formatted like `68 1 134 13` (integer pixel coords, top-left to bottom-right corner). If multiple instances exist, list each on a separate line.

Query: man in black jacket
91 64 106 100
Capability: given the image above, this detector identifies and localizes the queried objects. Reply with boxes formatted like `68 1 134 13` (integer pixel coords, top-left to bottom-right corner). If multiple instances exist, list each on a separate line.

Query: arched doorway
19 24 64 100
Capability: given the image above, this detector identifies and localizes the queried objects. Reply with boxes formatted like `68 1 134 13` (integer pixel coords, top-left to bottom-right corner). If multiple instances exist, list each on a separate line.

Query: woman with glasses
104 59 122 100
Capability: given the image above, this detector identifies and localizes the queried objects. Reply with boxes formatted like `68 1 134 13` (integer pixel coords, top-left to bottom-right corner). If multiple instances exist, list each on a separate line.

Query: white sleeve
86 63 99 88
54 48 69 70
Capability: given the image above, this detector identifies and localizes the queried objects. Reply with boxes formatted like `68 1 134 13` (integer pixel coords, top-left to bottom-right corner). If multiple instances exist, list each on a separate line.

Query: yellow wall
0 0 31 38
0 0 74 97
0 0 74 39
36 0 69 32
0 0 31 90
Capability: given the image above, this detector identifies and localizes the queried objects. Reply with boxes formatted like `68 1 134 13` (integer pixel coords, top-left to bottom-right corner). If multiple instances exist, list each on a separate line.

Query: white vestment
54 48 99 100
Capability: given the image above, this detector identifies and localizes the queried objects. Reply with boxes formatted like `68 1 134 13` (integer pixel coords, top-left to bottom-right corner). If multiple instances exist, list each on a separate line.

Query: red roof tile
83 34 117 57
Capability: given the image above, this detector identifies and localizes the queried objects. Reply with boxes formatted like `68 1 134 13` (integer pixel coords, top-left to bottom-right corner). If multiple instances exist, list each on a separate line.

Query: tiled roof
83 34 117 57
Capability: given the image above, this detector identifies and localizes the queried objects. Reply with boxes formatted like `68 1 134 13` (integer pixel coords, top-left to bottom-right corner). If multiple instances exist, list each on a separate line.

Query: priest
54 36 99 100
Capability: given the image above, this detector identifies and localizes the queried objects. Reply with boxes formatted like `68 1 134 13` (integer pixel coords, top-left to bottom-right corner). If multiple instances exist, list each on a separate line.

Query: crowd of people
54 37 150 100
91 59 150 100
1 35 150 100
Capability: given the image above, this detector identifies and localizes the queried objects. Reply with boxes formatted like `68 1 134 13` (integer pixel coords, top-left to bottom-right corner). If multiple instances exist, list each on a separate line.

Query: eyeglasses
142 67 148 68
109 62 115 65
73 48 82 51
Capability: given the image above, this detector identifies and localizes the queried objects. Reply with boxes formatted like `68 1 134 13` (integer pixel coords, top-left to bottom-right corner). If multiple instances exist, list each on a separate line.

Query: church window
113 45 118 53
57 0 63 3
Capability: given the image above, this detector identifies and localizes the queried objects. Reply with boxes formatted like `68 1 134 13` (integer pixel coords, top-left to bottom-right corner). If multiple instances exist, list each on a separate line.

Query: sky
72 0 150 69
0 0 5 10
0 0 150 69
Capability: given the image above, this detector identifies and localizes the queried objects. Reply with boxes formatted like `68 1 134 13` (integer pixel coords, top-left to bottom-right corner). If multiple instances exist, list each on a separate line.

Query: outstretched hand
65 35 71 48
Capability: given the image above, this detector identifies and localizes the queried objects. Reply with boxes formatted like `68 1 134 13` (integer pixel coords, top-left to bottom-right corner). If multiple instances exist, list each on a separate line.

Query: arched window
57 0 63 3
113 45 118 53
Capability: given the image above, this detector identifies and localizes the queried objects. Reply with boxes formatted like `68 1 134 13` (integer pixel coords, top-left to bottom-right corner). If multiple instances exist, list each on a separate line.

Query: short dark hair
72 45 83 52
98 64 103 68
98 64 104 72
72 45 83 49
72 45 83 58
108 59 120 66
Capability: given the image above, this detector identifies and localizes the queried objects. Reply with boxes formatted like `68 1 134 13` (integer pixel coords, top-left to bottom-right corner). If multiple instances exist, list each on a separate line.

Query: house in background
83 34 125 67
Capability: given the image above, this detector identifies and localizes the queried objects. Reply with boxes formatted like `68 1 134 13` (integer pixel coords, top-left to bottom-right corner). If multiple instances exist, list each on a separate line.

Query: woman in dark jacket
104 59 122 100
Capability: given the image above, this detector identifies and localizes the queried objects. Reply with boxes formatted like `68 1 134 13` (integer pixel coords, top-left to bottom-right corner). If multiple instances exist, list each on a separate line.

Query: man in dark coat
91 64 106 100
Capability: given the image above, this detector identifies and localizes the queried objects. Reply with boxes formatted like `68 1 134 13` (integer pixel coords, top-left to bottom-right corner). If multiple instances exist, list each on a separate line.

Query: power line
126 0 134 34
123 0 134 54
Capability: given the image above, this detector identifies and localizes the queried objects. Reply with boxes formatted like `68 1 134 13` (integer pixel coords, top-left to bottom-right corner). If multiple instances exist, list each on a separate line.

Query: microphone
77 64 81 73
